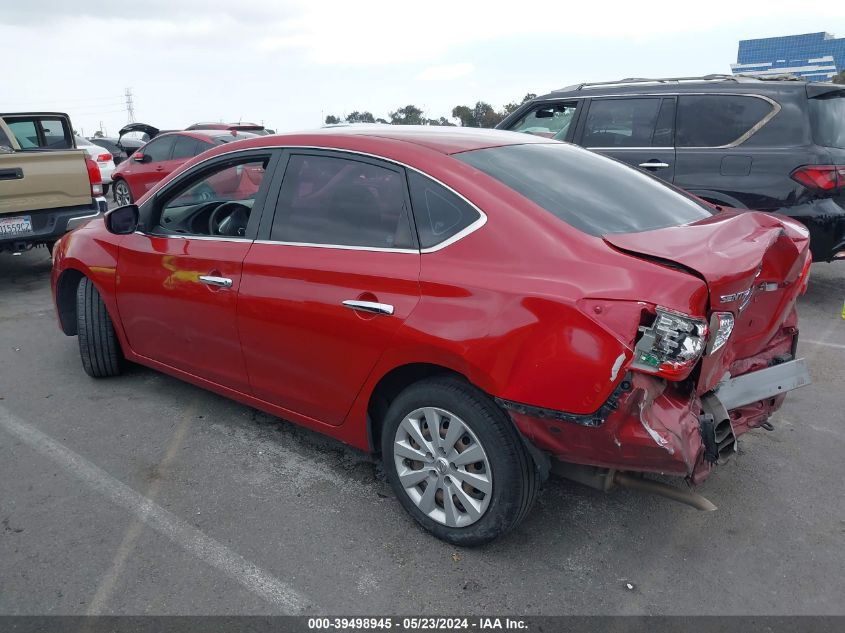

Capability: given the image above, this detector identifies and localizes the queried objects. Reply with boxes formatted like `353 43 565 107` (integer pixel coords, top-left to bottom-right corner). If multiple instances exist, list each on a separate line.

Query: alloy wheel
114 181 131 206
393 406 492 528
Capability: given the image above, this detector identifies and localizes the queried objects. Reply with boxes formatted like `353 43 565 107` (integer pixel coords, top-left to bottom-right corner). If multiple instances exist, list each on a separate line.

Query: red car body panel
52 127 811 484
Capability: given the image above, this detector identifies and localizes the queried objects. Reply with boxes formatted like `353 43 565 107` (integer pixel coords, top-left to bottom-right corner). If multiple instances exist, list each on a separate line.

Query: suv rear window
455 143 713 236
809 93 845 149
676 95 773 147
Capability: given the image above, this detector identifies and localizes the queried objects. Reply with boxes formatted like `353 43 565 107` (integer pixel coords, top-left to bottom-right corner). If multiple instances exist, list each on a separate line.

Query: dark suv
498 74 845 262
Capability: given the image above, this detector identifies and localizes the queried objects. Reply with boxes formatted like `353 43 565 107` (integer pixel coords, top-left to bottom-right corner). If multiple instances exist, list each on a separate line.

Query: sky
1 0 844 137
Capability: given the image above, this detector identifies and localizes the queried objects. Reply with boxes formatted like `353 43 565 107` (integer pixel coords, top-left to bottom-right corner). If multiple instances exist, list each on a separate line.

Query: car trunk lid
604 210 810 392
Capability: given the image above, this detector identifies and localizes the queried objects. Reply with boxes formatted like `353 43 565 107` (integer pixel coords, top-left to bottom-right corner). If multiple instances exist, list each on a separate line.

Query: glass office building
731 32 844 81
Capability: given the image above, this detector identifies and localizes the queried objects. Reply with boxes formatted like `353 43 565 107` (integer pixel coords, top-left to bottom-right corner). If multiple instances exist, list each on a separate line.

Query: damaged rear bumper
503 358 811 485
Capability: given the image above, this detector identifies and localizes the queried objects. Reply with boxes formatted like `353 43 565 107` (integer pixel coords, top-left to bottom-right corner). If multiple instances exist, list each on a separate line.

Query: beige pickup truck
0 112 106 253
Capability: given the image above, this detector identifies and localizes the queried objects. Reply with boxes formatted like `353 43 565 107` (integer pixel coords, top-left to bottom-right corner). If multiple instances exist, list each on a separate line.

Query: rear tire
381 376 539 546
113 179 132 206
76 277 122 378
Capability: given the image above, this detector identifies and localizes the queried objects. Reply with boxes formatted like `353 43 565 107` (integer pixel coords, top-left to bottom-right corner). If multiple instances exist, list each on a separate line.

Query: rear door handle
638 161 670 169
198 275 233 289
342 300 394 315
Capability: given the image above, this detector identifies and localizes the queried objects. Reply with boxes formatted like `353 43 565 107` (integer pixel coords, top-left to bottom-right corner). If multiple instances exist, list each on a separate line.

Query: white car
75 136 115 193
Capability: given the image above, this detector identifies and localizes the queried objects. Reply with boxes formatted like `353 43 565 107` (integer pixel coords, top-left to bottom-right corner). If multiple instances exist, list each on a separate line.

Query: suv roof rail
551 73 804 93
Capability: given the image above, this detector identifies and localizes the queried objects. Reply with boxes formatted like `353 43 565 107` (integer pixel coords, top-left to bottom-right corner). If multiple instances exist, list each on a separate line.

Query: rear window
455 143 713 236
809 93 845 149
213 132 257 144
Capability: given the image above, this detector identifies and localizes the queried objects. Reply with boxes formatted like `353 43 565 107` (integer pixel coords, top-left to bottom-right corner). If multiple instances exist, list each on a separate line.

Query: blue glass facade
731 32 844 82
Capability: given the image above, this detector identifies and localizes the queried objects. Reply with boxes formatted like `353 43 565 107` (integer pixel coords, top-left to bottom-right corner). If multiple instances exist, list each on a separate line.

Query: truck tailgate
0 150 91 214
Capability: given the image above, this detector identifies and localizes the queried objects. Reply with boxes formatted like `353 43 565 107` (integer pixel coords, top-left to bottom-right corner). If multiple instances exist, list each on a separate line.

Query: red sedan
51 126 812 545
111 129 257 207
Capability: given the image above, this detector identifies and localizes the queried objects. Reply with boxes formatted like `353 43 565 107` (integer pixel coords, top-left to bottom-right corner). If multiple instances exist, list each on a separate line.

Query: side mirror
132 152 150 163
105 204 139 235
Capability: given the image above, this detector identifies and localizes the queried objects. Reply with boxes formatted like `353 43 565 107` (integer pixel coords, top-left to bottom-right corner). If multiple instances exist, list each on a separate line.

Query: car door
115 149 280 391
237 150 421 426
132 135 177 195
576 96 676 183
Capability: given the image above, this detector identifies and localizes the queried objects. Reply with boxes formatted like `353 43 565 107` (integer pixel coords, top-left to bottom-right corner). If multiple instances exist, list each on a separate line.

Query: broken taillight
706 312 735 355
790 165 845 193
631 307 708 380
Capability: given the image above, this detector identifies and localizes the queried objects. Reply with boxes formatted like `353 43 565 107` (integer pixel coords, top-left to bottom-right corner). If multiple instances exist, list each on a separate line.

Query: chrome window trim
149 144 488 254
540 92 781 149
133 231 252 243
253 239 417 254
585 146 674 150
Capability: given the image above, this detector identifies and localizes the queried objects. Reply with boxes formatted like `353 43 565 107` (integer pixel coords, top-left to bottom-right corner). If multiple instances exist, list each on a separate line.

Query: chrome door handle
638 161 670 169
198 275 233 288
342 300 394 315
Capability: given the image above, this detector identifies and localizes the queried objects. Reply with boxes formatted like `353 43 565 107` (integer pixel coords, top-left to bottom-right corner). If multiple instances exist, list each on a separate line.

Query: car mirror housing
105 204 139 235
132 152 150 163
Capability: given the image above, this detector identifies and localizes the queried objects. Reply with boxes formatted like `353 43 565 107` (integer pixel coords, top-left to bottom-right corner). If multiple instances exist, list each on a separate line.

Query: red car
111 129 257 207
51 127 812 545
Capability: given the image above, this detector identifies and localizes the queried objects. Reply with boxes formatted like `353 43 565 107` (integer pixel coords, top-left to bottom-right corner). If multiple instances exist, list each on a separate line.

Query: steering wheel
208 201 249 236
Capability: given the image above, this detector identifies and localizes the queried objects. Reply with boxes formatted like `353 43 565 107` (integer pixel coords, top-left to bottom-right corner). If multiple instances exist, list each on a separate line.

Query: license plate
0 215 33 236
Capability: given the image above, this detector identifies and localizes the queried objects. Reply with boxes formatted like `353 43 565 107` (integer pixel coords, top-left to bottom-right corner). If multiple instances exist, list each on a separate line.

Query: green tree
503 93 537 115
389 104 425 125
324 114 341 125
426 117 455 126
833 70 845 84
452 101 505 127
346 111 376 123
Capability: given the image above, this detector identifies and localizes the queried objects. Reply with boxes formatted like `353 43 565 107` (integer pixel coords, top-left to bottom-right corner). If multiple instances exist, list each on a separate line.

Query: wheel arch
55 267 86 335
366 362 469 455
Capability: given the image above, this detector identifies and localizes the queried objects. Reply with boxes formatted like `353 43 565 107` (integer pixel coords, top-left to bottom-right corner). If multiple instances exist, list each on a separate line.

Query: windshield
455 143 714 236
809 93 845 149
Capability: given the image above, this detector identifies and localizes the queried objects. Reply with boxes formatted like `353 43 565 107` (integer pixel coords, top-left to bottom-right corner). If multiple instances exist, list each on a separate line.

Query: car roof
295 124 552 154
155 130 258 142
533 74 837 100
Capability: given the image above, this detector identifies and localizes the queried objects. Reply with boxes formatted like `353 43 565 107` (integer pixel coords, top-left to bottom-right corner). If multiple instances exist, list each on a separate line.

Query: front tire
76 277 122 378
381 376 539 546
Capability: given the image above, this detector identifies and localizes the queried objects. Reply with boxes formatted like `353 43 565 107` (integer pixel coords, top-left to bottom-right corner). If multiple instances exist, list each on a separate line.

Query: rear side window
271 153 414 249
407 171 481 249
581 98 661 148
41 119 72 149
171 136 207 159
809 93 845 149
456 143 713 236
509 103 578 140
677 95 772 147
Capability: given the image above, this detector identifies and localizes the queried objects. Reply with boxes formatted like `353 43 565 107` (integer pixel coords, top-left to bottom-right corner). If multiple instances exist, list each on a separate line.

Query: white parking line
0 404 313 614
801 339 845 351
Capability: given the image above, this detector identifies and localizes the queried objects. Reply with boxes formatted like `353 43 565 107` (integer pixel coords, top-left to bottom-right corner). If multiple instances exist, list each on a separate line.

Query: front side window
677 95 773 147
143 136 176 162
407 171 481 249
270 154 414 249
156 157 268 236
809 93 845 149
509 103 578 140
456 143 713 236
581 98 661 148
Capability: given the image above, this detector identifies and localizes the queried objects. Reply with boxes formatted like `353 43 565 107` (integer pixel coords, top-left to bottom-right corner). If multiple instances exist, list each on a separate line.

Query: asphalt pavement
1 247 843 615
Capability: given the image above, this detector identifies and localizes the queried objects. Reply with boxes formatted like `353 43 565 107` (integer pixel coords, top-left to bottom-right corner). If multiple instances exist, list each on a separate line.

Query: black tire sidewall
381 377 532 546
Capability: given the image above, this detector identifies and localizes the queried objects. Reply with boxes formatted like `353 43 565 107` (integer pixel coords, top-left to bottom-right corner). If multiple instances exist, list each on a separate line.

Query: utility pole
125 87 135 124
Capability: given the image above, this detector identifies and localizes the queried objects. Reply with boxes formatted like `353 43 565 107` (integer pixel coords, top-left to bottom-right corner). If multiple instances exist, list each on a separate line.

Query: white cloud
417 63 475 81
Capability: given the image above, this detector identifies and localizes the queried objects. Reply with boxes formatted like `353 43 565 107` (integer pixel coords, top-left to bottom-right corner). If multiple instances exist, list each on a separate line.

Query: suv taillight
790 165 845 192
96 153 112 162
86 158 103 197
631 307 708 380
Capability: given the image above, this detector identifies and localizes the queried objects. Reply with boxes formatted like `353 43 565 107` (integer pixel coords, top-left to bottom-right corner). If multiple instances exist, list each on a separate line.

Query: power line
0 94 125 106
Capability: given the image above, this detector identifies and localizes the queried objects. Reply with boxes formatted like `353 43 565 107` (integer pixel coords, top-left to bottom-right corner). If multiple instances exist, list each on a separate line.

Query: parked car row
52 74 817 545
